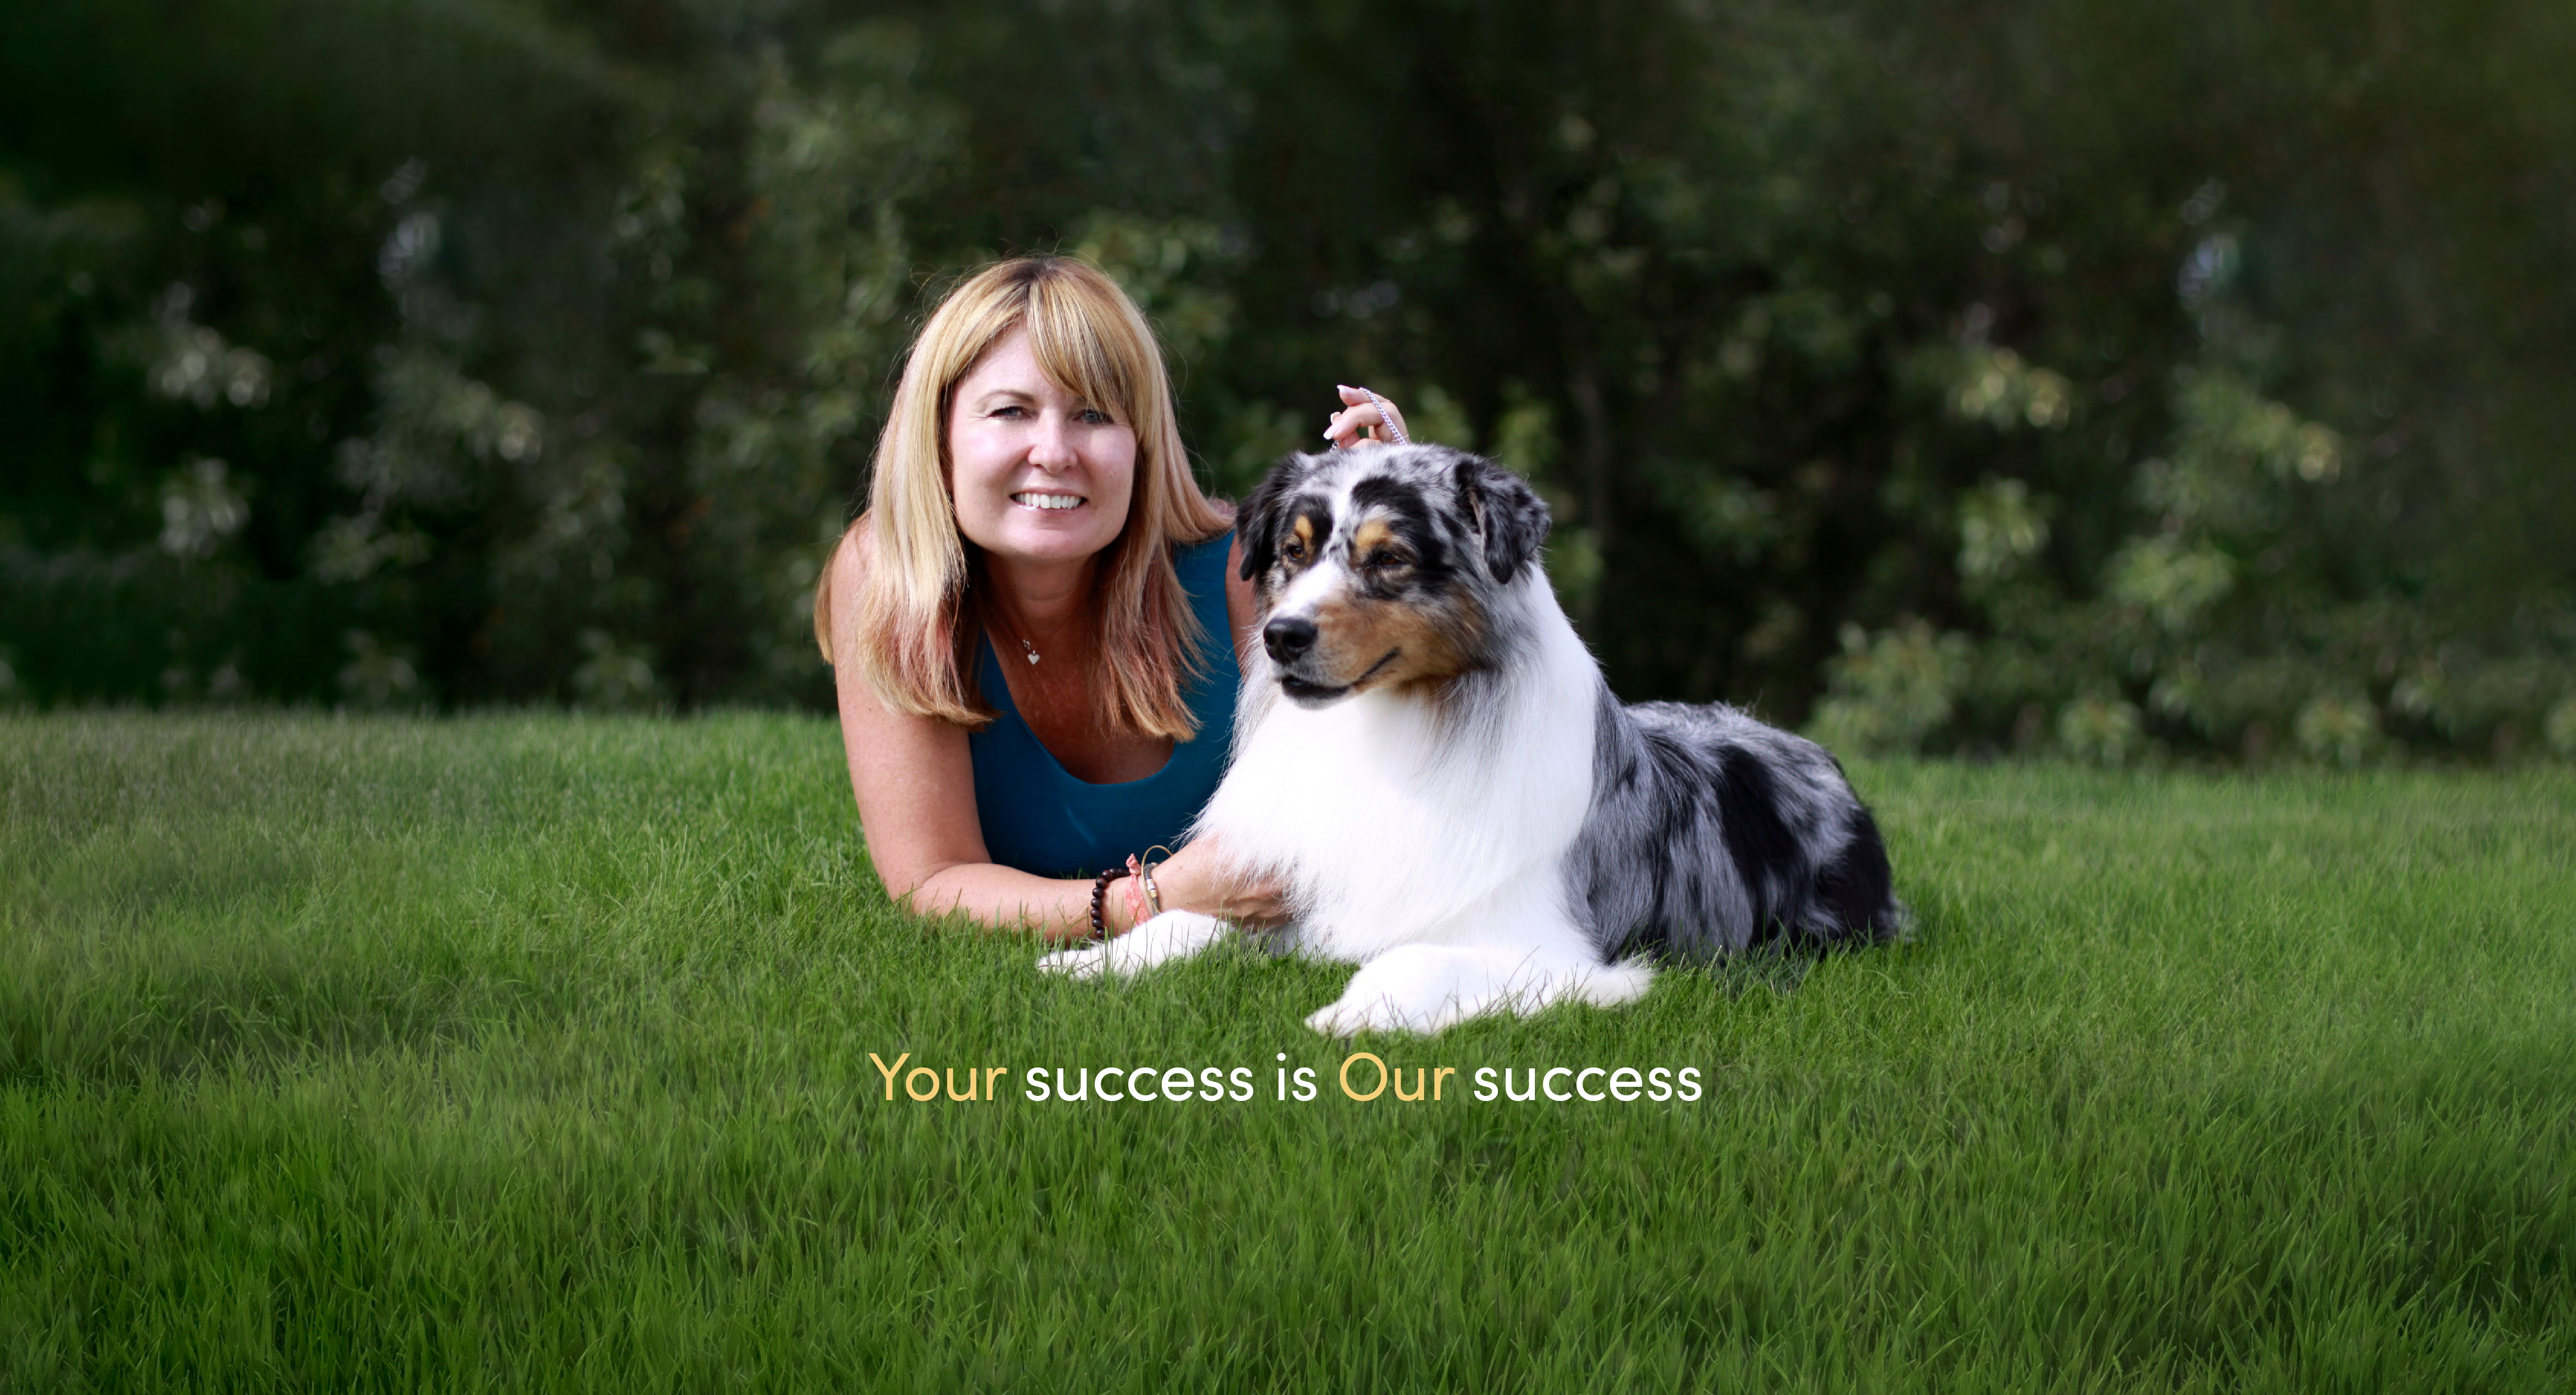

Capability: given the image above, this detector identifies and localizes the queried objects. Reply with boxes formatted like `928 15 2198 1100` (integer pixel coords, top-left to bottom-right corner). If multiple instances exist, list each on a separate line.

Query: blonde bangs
1021 274 1151 426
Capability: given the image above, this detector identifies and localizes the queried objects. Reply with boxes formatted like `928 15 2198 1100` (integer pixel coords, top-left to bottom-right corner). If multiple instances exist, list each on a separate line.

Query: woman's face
947 328 1137 571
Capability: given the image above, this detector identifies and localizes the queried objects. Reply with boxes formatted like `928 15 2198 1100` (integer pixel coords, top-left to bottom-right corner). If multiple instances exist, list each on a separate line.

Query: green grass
3 712 2572 1392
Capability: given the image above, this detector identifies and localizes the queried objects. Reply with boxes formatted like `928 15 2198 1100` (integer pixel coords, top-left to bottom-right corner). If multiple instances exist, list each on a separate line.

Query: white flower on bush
1949 346 2073 430
146 285 271 409
158 458 249 559
2107 533 2234 633
1958 478 2050 582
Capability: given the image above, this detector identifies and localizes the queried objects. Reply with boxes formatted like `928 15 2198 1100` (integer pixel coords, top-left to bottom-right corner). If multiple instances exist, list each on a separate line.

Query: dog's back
1568 691 1903 959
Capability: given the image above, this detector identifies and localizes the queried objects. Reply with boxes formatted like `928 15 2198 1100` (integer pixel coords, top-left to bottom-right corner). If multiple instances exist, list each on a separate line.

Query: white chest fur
1040 571 1656 1035
1197 579 1602 958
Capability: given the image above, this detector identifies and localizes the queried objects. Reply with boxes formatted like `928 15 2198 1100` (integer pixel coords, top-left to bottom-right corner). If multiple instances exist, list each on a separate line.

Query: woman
814 256 1408 942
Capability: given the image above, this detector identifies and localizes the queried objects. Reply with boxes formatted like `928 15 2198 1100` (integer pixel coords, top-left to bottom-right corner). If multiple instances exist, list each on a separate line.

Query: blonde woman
815 256 1409 942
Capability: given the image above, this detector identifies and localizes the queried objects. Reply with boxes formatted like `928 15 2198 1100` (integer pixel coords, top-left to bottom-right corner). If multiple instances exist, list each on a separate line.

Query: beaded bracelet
1088 866 1131 942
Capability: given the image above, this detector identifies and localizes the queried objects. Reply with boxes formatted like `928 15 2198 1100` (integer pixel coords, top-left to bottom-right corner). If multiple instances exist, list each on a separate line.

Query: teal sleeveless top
969 534 1239 878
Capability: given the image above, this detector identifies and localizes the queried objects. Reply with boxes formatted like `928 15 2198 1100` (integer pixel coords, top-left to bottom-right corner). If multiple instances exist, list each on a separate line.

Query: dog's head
1234 444 1551 708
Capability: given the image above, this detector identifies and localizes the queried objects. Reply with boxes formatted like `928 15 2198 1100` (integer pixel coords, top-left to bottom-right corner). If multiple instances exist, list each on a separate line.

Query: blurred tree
1 0 2568 761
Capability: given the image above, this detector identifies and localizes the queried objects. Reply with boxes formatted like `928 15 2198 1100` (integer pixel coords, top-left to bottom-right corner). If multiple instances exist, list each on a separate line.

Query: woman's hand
1145 836 1294 931
1323 385 1413 450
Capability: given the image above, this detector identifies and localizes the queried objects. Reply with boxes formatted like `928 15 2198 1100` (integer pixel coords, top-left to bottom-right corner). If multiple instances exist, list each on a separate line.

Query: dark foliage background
3 0 2570 762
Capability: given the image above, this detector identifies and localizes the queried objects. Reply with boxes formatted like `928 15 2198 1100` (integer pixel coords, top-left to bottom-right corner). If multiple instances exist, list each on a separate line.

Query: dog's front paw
1036 910 1230 982
1037 943 1113 978
1302 999 1368 1037
1304 993 1424 1038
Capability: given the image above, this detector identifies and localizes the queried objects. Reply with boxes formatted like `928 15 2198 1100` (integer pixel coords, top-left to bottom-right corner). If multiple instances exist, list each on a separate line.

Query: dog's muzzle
1265 614 1346 704
1266 614 1403 706
1263 615 1318 664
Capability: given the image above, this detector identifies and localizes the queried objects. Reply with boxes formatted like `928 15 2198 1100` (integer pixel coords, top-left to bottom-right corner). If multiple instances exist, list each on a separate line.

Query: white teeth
1012 492 1084 511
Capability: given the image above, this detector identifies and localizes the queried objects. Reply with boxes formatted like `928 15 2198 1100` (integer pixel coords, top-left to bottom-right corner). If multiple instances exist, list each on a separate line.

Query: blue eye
1078 408 1115 425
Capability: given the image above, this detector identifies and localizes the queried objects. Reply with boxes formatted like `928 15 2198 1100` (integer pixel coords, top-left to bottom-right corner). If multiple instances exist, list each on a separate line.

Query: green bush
2 0 2569 762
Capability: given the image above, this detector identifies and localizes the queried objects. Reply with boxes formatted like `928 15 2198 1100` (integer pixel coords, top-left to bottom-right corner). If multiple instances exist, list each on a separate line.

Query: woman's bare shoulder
815 518 874 664
832 515 878 576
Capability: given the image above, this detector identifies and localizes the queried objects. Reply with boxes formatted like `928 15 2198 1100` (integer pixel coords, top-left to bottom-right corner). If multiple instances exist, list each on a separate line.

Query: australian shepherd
1041 444 1903 1034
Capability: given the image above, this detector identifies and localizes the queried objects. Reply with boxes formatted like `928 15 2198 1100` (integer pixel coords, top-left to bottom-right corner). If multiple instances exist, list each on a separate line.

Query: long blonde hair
814 256 1233 738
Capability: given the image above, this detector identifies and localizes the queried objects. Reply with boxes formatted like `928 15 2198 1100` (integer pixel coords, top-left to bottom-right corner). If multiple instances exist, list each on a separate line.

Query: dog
1039 444 1902 1035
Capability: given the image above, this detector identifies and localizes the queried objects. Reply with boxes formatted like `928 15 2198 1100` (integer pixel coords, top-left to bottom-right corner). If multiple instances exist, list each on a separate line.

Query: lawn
3 712 2571 1392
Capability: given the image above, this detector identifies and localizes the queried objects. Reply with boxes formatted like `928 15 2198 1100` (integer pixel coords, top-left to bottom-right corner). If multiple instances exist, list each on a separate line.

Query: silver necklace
994 607 1042 665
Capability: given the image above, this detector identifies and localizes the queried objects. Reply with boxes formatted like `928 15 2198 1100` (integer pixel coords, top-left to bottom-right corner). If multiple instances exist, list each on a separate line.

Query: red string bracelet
1122 849 1168 927
1122 870 1150 929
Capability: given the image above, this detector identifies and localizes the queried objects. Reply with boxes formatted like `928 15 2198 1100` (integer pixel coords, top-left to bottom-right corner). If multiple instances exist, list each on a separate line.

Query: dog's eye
1282 538 1307 562
1363 546 1411 570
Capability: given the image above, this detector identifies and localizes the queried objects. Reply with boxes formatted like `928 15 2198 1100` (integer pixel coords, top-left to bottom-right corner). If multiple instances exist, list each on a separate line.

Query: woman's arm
825 532 1133 943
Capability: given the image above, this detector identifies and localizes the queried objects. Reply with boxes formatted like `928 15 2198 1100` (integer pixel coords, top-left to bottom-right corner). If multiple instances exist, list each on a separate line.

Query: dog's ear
1454 453 1552 583
1235 453 1316 581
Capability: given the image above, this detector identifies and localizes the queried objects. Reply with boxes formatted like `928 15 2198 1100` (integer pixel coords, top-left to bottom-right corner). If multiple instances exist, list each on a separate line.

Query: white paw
1579 958 1656 1010
1303 992 1433 1038
1036 943 1112 978
1036 910 1228 981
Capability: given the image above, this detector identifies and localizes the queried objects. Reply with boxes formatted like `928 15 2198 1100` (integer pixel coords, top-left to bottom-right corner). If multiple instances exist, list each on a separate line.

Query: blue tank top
969 533 1239 878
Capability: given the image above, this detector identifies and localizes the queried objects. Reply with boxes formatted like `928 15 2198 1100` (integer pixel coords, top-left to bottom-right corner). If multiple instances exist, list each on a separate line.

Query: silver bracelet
1360 388 1410 446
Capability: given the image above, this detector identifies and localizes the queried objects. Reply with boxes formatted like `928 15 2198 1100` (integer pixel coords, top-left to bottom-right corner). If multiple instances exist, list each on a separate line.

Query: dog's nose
1264 615 1318 663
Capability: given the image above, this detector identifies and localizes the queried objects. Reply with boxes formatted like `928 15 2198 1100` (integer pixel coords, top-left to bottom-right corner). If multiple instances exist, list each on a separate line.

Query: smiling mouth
1012 491 1086 511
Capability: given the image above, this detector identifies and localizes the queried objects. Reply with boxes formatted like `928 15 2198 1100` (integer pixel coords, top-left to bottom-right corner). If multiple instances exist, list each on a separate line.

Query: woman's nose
1028 412 1079 470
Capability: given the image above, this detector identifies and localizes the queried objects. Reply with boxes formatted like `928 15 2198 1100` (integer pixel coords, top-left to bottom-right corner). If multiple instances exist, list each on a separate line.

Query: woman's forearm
898 861 1128 942
888 845 1280 940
